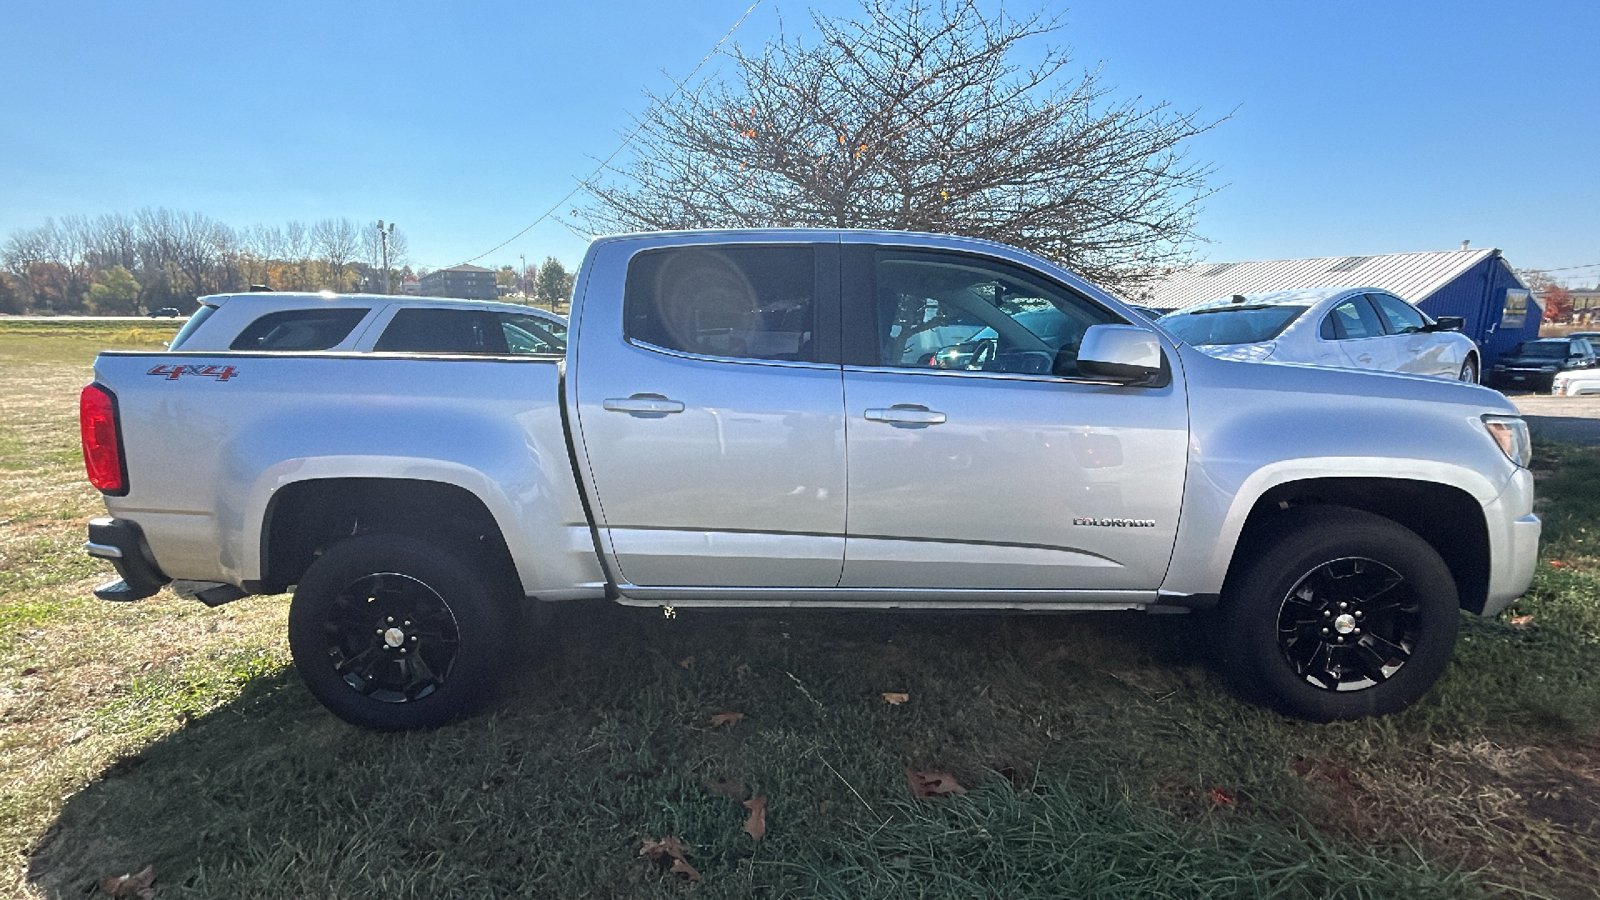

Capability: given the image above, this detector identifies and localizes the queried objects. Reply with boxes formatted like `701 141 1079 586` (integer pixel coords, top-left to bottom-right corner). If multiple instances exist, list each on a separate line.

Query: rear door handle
864 405 946 426
603 394 686 415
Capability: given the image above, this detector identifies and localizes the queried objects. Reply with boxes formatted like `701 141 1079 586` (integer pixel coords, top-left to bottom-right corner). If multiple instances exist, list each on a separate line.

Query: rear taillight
80 384 127 494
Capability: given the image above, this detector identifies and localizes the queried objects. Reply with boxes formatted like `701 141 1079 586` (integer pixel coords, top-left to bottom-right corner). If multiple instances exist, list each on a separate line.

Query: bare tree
313 218 360 289
580 0 1222 289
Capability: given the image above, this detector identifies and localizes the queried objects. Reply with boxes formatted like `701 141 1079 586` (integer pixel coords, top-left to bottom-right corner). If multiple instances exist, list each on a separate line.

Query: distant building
1138 247 1539 367
419 264 497 300
1564 289 1600 324
401 275 421 296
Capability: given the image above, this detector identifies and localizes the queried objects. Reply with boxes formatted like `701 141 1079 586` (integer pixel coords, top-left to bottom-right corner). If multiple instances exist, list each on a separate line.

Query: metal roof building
1138 247 1539 366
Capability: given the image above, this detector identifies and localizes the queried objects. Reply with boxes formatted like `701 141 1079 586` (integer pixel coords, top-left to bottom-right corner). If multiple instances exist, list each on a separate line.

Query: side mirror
1075 324 1170 387
1429 316 1465 332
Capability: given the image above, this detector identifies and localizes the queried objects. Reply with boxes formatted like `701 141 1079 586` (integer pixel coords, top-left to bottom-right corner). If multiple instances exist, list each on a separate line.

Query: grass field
2 323 1598 898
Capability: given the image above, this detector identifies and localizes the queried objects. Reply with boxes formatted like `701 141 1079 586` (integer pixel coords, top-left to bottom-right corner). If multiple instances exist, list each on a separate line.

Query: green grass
3 325 1599 898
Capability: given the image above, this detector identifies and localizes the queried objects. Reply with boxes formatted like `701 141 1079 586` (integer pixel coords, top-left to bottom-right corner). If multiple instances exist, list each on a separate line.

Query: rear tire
288 533 512 730
1218 508 1459 721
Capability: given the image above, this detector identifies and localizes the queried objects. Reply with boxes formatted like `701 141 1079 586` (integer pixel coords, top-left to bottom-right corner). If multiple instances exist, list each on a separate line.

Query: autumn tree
579 0 1220 290
85 266 141 314
1542 285 1572 323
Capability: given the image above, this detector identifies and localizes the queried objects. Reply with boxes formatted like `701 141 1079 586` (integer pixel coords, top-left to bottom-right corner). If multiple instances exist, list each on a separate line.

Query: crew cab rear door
836 241 1189 595
570 237 847 589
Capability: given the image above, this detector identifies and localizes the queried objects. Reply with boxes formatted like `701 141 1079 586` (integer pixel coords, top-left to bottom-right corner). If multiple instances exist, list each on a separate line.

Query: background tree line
0 210 421 315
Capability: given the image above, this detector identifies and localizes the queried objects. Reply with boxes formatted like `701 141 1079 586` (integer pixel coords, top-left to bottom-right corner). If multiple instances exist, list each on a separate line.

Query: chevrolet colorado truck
79 229 1541 729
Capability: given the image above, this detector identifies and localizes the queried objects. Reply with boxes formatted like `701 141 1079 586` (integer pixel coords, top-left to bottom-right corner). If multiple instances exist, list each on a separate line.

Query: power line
455 0 765 267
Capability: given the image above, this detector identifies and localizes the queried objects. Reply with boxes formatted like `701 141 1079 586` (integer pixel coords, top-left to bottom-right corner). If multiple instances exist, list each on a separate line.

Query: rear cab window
623 245 818 362
228 308 370 351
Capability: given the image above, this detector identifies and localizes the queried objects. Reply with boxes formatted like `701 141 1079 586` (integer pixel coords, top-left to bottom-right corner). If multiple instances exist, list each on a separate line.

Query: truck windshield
1157 305 1307 346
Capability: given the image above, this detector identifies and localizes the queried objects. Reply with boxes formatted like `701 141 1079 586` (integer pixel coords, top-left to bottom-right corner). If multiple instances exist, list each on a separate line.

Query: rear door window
229 308 369 351
624 245 817 362
1320 297 1386 340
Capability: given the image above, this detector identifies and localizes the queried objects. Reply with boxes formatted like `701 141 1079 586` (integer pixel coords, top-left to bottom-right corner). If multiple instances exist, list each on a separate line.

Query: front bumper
1481 468 1540 617
85 517 170 601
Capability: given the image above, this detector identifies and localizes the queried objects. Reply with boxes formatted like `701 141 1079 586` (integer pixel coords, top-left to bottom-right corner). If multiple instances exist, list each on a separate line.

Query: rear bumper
85 517 170 601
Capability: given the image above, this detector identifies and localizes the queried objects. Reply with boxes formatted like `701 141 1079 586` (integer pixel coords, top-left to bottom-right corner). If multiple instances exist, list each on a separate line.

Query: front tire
1219 508 1459 721
288 533 512 730
1458 356 1478 383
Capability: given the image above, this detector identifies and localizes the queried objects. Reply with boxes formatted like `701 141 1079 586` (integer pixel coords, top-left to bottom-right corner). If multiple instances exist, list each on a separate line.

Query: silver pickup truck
79 229 1540 729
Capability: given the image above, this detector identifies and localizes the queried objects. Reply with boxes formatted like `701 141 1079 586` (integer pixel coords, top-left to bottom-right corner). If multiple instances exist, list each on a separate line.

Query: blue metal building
1140 247 1538 367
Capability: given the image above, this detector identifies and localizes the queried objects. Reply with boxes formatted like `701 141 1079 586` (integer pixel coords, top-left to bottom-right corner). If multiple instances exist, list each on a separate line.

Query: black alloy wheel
1219 507 1459 721
289 533 512 730
322 572 461 703
1275 557 1418 692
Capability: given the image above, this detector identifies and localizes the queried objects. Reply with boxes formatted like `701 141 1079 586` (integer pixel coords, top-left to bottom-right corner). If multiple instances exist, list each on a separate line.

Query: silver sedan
1156 287 1481 382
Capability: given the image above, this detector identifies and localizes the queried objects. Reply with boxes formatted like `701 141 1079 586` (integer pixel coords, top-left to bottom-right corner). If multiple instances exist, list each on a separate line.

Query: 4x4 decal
147 364 239 382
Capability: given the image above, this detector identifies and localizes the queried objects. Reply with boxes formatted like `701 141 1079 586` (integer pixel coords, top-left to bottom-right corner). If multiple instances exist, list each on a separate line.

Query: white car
1157 287 1480 382
1552 369 1600 396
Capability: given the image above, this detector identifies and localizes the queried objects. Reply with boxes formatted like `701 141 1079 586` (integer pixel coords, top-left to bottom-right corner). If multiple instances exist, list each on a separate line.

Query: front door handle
864 405 947 426
603 394 686 415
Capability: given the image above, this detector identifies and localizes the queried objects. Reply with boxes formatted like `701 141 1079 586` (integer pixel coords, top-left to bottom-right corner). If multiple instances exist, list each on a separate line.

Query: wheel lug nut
400 648 408 654
1336 636 1345 643
1322 627 1330 634
376 629 384 635
1339 602 1347 610
387 617 394 623
1323 610 1331 618
1354 611 1363 618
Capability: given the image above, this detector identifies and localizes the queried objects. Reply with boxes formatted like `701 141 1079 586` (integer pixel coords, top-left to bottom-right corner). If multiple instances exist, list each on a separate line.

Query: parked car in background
166 292 568 355
1487 338 1598 393
1552 368 1600 396
1155 287 1480 381
148 307 181 318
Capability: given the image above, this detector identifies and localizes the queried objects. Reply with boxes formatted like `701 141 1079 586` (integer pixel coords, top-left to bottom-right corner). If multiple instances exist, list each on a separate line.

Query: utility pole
520 254 527 299
378 220 395 294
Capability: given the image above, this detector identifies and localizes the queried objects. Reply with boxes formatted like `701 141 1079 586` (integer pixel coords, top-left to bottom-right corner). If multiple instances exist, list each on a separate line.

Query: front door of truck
572 240 847 589
838 245 1189 594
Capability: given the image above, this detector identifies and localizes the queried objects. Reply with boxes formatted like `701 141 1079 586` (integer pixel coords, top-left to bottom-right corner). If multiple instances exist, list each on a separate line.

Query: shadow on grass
25 601 1596 899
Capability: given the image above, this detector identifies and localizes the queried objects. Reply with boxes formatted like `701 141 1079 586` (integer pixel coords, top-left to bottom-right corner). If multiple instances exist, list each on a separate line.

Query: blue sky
2 0 1596 283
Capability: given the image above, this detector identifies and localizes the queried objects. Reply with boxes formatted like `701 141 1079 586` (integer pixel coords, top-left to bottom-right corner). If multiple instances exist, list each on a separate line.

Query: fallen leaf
639 836 689 861
1511 615 1535 627
69 727 94 744
881 692 910 706
1208 787 1236 806
669 858 702 882
704 776 747 800
100 865 155 898
678 655 694 669
743 796 768 840
1549 559 1566 568
709 712 745 728
906 768 966 799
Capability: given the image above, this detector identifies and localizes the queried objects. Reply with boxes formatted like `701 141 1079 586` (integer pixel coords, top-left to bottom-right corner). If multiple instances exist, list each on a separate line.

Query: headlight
1482 415 1532 467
